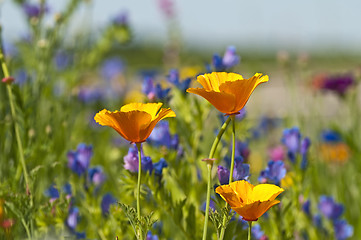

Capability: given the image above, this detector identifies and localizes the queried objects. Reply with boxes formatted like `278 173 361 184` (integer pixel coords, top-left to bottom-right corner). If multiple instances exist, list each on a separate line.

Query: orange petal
232 200 280 221
94 110 152 143
219 73 269 113
215 184 243 208
139 108 176 141
186 88 236 114
121 102 163 118
252 184 284 202
229 180 255 204
197 72 243 91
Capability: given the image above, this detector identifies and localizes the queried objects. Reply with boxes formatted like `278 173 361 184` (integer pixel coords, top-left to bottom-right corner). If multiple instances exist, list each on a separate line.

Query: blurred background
2 0 361 53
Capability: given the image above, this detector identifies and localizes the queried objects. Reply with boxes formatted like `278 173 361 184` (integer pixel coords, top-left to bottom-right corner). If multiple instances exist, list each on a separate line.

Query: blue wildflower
258 160 286 186
123 145 153 174
112 11 128 26
101 193 117 216
153 158 168 175
67 144 92 176
300 137 311 169
78 87 104 103
282 127 311 165
166 69 192 92
23 3 49 18
313 214 323 228
88 166 106 187
146 231 159 240
44 184 59 203
63 183 72 199
222 46 241 69
218 158 250 185
148 121 179 150
252 224 268 240
66 207 86 239
211 46 240 71
318 196 344 220
321 130 342 143
333 219 353 240
142 156 153 174
54 50 72 70
142 76 170 101
252 116 282 139
66 207 79 230
302 199 311 216
101 57 124 81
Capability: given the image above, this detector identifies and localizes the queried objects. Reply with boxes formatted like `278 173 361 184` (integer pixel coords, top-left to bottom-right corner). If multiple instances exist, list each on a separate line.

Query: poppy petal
186 88 236 114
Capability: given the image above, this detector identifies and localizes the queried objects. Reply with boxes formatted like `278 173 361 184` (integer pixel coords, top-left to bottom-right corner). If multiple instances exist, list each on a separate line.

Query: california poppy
187 72 268 115
216 180 284 221
94 102 176 143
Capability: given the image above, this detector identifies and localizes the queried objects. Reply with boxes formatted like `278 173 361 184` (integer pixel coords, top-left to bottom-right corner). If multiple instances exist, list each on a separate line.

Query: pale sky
1 0 361 52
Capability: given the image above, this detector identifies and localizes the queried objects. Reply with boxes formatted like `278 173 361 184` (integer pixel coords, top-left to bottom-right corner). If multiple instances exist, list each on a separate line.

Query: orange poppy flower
215 180 284 221
94 103 176 143
186 72 268 115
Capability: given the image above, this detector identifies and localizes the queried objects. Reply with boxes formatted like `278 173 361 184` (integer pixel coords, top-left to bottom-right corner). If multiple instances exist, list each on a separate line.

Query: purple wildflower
333 219 353 240
201 198 216 212
153 158 168 175
88 166 106 187
218 159 250 185
54 50 72 70
78 87 104 103
148 121 178 150
318 196 344 220
112 11 128 26
321 74 354 96
66 207 86 239
302 199 311 216
101 193 117 216
23 3 49 18
123 146 153 174
217 166 230 185
63 183 72 200
300 137 311 169
101 57 125 82
222 46 240 69
211 46 240 71
313 214 323 228
252 224 268 240
67 144 92 176
142 76 170 101
166 69 192 92
258 160 286 186
147 231 160 240
66 207 80 230
44 184 59 203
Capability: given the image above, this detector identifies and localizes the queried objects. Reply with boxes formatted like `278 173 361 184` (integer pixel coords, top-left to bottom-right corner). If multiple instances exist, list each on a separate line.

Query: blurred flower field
1 1 361 239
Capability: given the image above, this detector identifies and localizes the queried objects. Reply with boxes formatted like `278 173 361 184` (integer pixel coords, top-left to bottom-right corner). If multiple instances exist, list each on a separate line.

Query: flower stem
248 221 252 240
209 117 232 159
0 51 31 197
202 117 231 240
219 115 236 240
135 143 143 240
228 116 236 183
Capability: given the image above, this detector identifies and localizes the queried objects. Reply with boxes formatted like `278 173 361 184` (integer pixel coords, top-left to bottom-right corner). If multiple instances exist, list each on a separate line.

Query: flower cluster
319 130 350 164
208 46 240 72
281 127 311 169
302 196 353 240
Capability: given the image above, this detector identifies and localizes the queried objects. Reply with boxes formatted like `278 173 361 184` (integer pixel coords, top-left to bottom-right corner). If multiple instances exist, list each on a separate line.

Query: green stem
202 163 213 240
219 116 236 240
209 117 232 159
202 117 231 240
0 52 31 196
248 221 252 240
228 116 236 183
135 143 143 240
